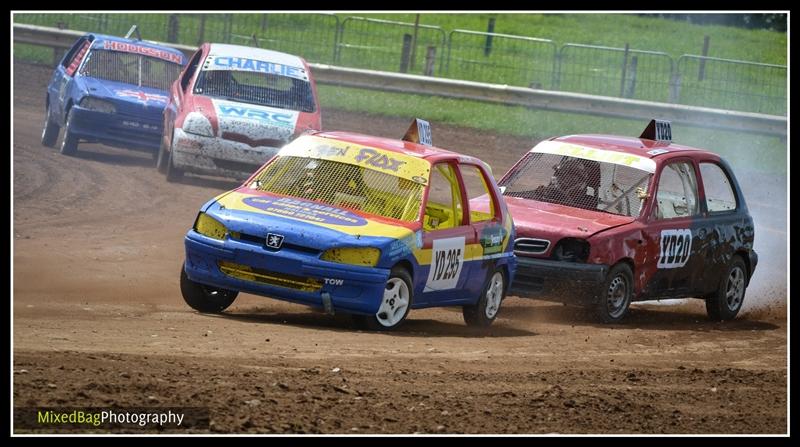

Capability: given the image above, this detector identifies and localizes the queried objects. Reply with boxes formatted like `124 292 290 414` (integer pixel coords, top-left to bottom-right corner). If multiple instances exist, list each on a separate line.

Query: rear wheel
165 144 184 182
595 263 633 323
706 255 747 321
180 264 238 313
463 269 506 327
41 103 60 147
156 134 170 173
354 266 412 331
59 108 79 156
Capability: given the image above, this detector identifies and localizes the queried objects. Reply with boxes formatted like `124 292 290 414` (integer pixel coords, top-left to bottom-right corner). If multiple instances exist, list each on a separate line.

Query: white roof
207 43 304 69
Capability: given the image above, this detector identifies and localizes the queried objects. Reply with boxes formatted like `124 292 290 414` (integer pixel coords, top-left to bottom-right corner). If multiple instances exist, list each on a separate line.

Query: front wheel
60 108 79 156
165 143 184 182
463 269 506 327
706 255 747 321
354 266 412 331
41 103 60 147
595 263 633 323
180 264 238 313
156 133 170 173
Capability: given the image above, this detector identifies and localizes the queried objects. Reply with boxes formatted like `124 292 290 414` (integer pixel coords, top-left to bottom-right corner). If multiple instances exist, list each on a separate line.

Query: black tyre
41 103 60 147
180 264 238 313
595 263 633 323
165 144 184 182
354 266 412 331
463 268 506 327
156 134 170 173
60 108 79 156
706 255 747 321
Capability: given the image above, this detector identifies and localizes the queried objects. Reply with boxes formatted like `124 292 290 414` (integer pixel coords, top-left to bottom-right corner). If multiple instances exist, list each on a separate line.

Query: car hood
204 188 421 252
205 97 300 146
80 76 169 110
504 195 634 240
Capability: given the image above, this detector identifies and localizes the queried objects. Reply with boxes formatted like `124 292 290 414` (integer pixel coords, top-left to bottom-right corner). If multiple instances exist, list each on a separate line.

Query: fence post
626 56 638 98
484 17 496 56
410 14 420 71
698 35 710 81
424 46 437 76
167 14 179 43
261 14 268 32
224 14 232 43
400 34 413 73
620 43 629 97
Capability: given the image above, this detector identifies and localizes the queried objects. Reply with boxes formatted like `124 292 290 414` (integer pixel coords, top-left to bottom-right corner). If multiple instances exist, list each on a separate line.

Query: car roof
86 33 186 61
552 134 718 159
206 43 306 69
311 131 463 162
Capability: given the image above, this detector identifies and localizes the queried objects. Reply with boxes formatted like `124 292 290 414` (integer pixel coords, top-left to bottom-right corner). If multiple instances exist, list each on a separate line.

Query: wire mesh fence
13 13 787 115
673 55 787 115
555 44 675 103
445 30 556 88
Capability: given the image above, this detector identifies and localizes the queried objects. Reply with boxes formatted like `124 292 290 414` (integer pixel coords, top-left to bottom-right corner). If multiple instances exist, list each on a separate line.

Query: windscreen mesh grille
500 152 652 217
194 70 315 113
79 49 182 91
250 156 424 222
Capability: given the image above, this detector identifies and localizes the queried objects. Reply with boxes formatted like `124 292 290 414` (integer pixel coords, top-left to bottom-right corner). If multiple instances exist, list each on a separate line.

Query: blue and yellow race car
181 121 516 330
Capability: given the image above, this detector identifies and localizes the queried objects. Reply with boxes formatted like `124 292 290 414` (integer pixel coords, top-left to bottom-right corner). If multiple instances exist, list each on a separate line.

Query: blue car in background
41 33 187 157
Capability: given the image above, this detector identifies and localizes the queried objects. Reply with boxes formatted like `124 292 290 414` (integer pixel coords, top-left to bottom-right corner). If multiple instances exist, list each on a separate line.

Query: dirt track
12 60 787 434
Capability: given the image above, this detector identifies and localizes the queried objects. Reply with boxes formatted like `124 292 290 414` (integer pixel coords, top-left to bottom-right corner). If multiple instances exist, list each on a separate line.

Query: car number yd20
657 229 692 269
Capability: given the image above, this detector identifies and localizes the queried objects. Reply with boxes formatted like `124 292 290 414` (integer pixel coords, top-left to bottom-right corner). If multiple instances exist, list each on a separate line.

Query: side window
180 50 203 91
63 39 92 76
424 163 464 231
460 164 498 223
654 161 700 220
700 163 737 212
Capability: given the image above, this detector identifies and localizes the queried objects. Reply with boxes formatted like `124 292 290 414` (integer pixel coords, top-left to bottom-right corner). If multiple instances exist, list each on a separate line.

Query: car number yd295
425 237 465 291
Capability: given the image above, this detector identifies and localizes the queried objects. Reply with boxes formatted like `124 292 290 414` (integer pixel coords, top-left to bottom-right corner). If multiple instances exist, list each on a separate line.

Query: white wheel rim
376 278 410 327
484 272 504 319
726 266 745 311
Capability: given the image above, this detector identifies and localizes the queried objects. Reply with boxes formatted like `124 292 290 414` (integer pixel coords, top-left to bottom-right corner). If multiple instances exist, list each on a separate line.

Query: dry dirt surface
13 60 787 434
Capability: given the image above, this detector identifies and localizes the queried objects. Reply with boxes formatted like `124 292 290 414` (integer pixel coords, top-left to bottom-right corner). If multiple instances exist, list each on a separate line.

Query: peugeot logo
266 233 284 249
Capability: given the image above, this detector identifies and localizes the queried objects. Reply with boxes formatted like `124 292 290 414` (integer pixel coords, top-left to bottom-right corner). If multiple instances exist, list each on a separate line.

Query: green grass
320 84 786 175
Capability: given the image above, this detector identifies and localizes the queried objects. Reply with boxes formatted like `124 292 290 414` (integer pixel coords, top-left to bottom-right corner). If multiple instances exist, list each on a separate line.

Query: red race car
500 120 757 323
158 43 321 181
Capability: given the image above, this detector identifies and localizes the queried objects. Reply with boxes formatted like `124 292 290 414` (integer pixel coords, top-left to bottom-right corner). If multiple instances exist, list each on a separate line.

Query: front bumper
510 256 608 305
171 129 281 179
183 230 390 315
67 106 161 151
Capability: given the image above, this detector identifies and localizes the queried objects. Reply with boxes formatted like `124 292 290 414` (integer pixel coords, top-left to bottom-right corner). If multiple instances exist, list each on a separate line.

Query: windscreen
500 152 653 217
79 49 182 91
248 156 425 222
194 69 316 113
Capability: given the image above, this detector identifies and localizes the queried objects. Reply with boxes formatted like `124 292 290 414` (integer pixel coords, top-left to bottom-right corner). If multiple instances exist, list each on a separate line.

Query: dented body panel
504 133 757 307
162 43 322 179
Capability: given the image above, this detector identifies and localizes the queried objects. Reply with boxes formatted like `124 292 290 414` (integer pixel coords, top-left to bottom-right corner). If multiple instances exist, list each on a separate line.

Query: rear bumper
510 256 608 305
171 129 281 179
68 106 162 151
748 249 759 282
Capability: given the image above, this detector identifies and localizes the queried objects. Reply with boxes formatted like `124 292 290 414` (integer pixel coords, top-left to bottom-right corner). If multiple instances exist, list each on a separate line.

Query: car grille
230 233 321 255
218 261 321 292
514 238 550 255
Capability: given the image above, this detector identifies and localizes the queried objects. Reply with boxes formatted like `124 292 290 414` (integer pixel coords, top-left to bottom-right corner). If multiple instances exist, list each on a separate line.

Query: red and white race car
157 43 321 181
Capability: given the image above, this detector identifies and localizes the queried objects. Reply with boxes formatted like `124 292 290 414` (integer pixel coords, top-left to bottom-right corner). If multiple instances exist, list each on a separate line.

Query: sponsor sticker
657 229 693 269
242 196 367 227
102 41 183 64
115 89 167 103
215 101 298 129
206 56 308 81
425 237 465 292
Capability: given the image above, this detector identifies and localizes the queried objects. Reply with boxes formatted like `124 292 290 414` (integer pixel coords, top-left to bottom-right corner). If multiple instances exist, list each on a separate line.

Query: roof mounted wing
124 25 142 41
639 119 672 143
402 118 432 146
